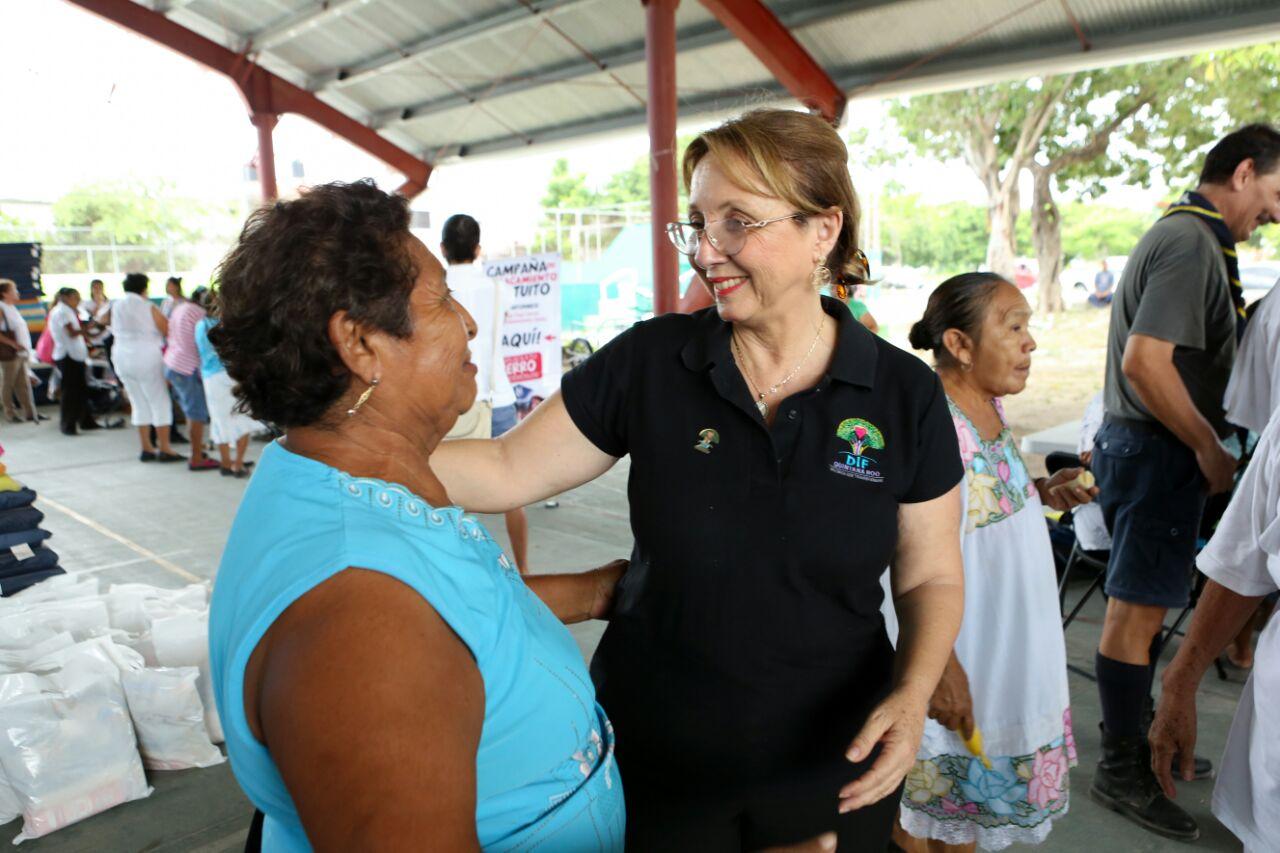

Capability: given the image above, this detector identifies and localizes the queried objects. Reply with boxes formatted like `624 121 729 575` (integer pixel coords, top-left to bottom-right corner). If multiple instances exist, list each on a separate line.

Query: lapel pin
694 429 720 454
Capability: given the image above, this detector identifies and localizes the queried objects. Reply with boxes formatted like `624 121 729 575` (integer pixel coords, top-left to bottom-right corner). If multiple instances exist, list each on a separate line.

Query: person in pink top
163 289 218 470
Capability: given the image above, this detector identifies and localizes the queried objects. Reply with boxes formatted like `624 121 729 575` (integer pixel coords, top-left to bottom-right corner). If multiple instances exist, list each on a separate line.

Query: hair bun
907 319 935 352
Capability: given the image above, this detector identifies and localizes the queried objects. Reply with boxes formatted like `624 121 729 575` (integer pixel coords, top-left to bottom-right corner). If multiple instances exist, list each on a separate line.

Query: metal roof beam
698 0 846 124
64 0 432 197
372 18 728 129
447 80 789 157
374 0 892 129
830 2 1280 100
251 0 378 52
312 0 601 92
444 0 1280 159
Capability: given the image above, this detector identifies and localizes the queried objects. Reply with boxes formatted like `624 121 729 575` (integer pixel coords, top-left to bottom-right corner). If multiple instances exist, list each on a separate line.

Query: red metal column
63 0 433 198
251 113 280 202
643 0 680 316
698 0 846 125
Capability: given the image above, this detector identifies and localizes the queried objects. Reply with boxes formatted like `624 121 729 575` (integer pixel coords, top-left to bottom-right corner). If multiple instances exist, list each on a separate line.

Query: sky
0 0 1162 253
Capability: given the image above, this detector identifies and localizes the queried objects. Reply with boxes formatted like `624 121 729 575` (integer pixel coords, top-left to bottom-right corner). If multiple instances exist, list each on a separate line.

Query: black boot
1090 725 1199 841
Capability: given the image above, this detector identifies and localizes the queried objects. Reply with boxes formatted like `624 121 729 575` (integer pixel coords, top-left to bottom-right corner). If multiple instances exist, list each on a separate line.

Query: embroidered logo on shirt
830 418 885 483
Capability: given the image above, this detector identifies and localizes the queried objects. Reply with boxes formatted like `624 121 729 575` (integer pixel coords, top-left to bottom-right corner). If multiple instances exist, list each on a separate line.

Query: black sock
1096 651 1149 737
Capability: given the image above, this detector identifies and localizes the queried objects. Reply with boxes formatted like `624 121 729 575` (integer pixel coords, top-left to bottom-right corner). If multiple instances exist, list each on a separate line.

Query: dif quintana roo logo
830 418 885 483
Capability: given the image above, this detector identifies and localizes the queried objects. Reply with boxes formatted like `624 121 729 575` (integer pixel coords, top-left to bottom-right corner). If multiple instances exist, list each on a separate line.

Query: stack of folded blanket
0 452 64 595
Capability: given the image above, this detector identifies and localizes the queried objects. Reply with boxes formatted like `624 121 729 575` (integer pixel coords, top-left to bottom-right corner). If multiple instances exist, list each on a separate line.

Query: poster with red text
484 252 562 419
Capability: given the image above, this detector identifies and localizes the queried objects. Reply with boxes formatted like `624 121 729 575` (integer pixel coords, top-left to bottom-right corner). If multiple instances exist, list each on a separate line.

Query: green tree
1058 204 1154 262
892 45 1280 313
53 178 207 245
889 78 1072 283
598 156 648 207
879 194 987 275
540 158 598 210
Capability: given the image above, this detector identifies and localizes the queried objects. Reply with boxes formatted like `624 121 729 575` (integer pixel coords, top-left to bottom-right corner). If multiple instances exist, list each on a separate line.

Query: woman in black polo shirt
435 109 964 851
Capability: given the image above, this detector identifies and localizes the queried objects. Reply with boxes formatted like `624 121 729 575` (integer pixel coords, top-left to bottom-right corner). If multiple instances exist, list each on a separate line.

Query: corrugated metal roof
143 0 1280 166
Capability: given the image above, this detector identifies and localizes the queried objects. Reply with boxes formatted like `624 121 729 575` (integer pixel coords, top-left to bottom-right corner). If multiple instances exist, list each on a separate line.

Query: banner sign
484 252 562 418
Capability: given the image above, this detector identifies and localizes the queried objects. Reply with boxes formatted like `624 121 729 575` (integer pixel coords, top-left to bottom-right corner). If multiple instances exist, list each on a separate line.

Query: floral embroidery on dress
903 750 1067 830
948 397 1037 532
902 708 1077 837
1062 707 1077 765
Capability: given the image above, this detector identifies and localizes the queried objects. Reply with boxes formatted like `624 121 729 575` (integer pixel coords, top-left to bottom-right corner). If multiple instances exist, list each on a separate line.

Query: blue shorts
492 404 518 437
1093 418 1207 609
165 367 209 423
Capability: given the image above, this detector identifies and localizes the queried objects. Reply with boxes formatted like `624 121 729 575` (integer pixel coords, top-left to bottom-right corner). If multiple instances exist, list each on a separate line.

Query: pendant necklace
732 315 826 418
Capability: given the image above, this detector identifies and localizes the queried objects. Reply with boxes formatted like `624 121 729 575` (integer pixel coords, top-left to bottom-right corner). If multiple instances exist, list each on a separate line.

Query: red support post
643 0 681 316
698 0 846 124
252 113 280 202
62 0 433 198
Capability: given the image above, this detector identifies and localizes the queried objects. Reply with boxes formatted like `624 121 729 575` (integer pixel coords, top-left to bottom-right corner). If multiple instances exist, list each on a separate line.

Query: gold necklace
732 315 826 418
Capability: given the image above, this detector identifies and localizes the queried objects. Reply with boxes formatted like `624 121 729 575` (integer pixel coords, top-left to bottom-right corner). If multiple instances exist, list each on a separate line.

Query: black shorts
1093 418 1207 609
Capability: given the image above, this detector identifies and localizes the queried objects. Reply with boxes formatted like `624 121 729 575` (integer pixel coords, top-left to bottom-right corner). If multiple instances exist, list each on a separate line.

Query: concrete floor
0 411 1249 851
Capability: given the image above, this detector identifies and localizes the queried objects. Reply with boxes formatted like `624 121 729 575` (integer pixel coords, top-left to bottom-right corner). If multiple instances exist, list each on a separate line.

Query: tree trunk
987 186 1019 280
1030 165 1065 314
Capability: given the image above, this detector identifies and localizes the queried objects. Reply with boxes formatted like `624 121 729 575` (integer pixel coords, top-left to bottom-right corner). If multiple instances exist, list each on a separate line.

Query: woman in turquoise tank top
205 182 627 851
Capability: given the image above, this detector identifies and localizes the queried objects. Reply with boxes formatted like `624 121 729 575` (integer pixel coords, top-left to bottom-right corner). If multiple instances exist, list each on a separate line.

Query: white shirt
110 293 164 351
84 298 112 345
447 262 516 408
47 302 87 363
0 303 31 353
1225 286 1280 432
1196 407 1280 853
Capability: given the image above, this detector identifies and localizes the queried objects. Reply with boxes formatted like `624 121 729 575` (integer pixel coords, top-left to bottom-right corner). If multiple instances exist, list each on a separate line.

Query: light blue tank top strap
193 317 225 377
209 441 624 851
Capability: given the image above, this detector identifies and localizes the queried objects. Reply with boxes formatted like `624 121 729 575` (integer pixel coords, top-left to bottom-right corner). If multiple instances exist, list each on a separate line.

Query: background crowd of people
3 273 263 476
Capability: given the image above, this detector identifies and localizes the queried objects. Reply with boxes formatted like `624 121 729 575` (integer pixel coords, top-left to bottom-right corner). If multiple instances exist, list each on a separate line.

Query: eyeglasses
665 213 804 256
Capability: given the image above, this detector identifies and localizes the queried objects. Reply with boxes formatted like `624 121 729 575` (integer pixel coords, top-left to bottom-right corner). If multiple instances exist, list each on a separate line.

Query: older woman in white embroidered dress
896 273 1097 852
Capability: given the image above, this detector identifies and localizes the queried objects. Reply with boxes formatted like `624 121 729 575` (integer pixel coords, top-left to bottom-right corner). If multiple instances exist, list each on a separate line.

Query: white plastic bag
8 576 99 605
121 668 224 771
105 584 207 634
33 639 221 771
151 611 222 743
0 634 74 676
0 654 151 843
109 630 159 668
0 613 57 651
20 600 110 643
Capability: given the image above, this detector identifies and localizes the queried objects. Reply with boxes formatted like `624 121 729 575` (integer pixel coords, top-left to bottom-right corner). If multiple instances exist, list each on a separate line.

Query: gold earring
347 377 379 416
811 264 832 290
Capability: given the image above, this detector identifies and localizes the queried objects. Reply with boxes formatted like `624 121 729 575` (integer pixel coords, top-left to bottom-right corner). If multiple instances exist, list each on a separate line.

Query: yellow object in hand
1075 470 1095 489
963 727 993 769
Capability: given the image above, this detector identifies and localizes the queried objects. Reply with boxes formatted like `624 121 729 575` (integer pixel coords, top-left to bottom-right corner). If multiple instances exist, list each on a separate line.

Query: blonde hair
682 109 867 292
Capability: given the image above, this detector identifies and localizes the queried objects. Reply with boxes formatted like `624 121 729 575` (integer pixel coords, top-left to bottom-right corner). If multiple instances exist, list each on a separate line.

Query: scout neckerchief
1161 190 1247 339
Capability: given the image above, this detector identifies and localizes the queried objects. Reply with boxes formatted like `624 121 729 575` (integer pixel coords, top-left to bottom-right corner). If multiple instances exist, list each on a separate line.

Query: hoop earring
347 377 379 416
811 264 832 291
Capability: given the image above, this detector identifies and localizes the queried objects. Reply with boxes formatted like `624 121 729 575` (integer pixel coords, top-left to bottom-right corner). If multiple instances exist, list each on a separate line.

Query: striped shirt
163 301 206 376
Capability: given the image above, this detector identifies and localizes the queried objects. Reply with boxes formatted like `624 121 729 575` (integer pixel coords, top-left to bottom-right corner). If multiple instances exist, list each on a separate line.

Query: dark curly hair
208 180 417 429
